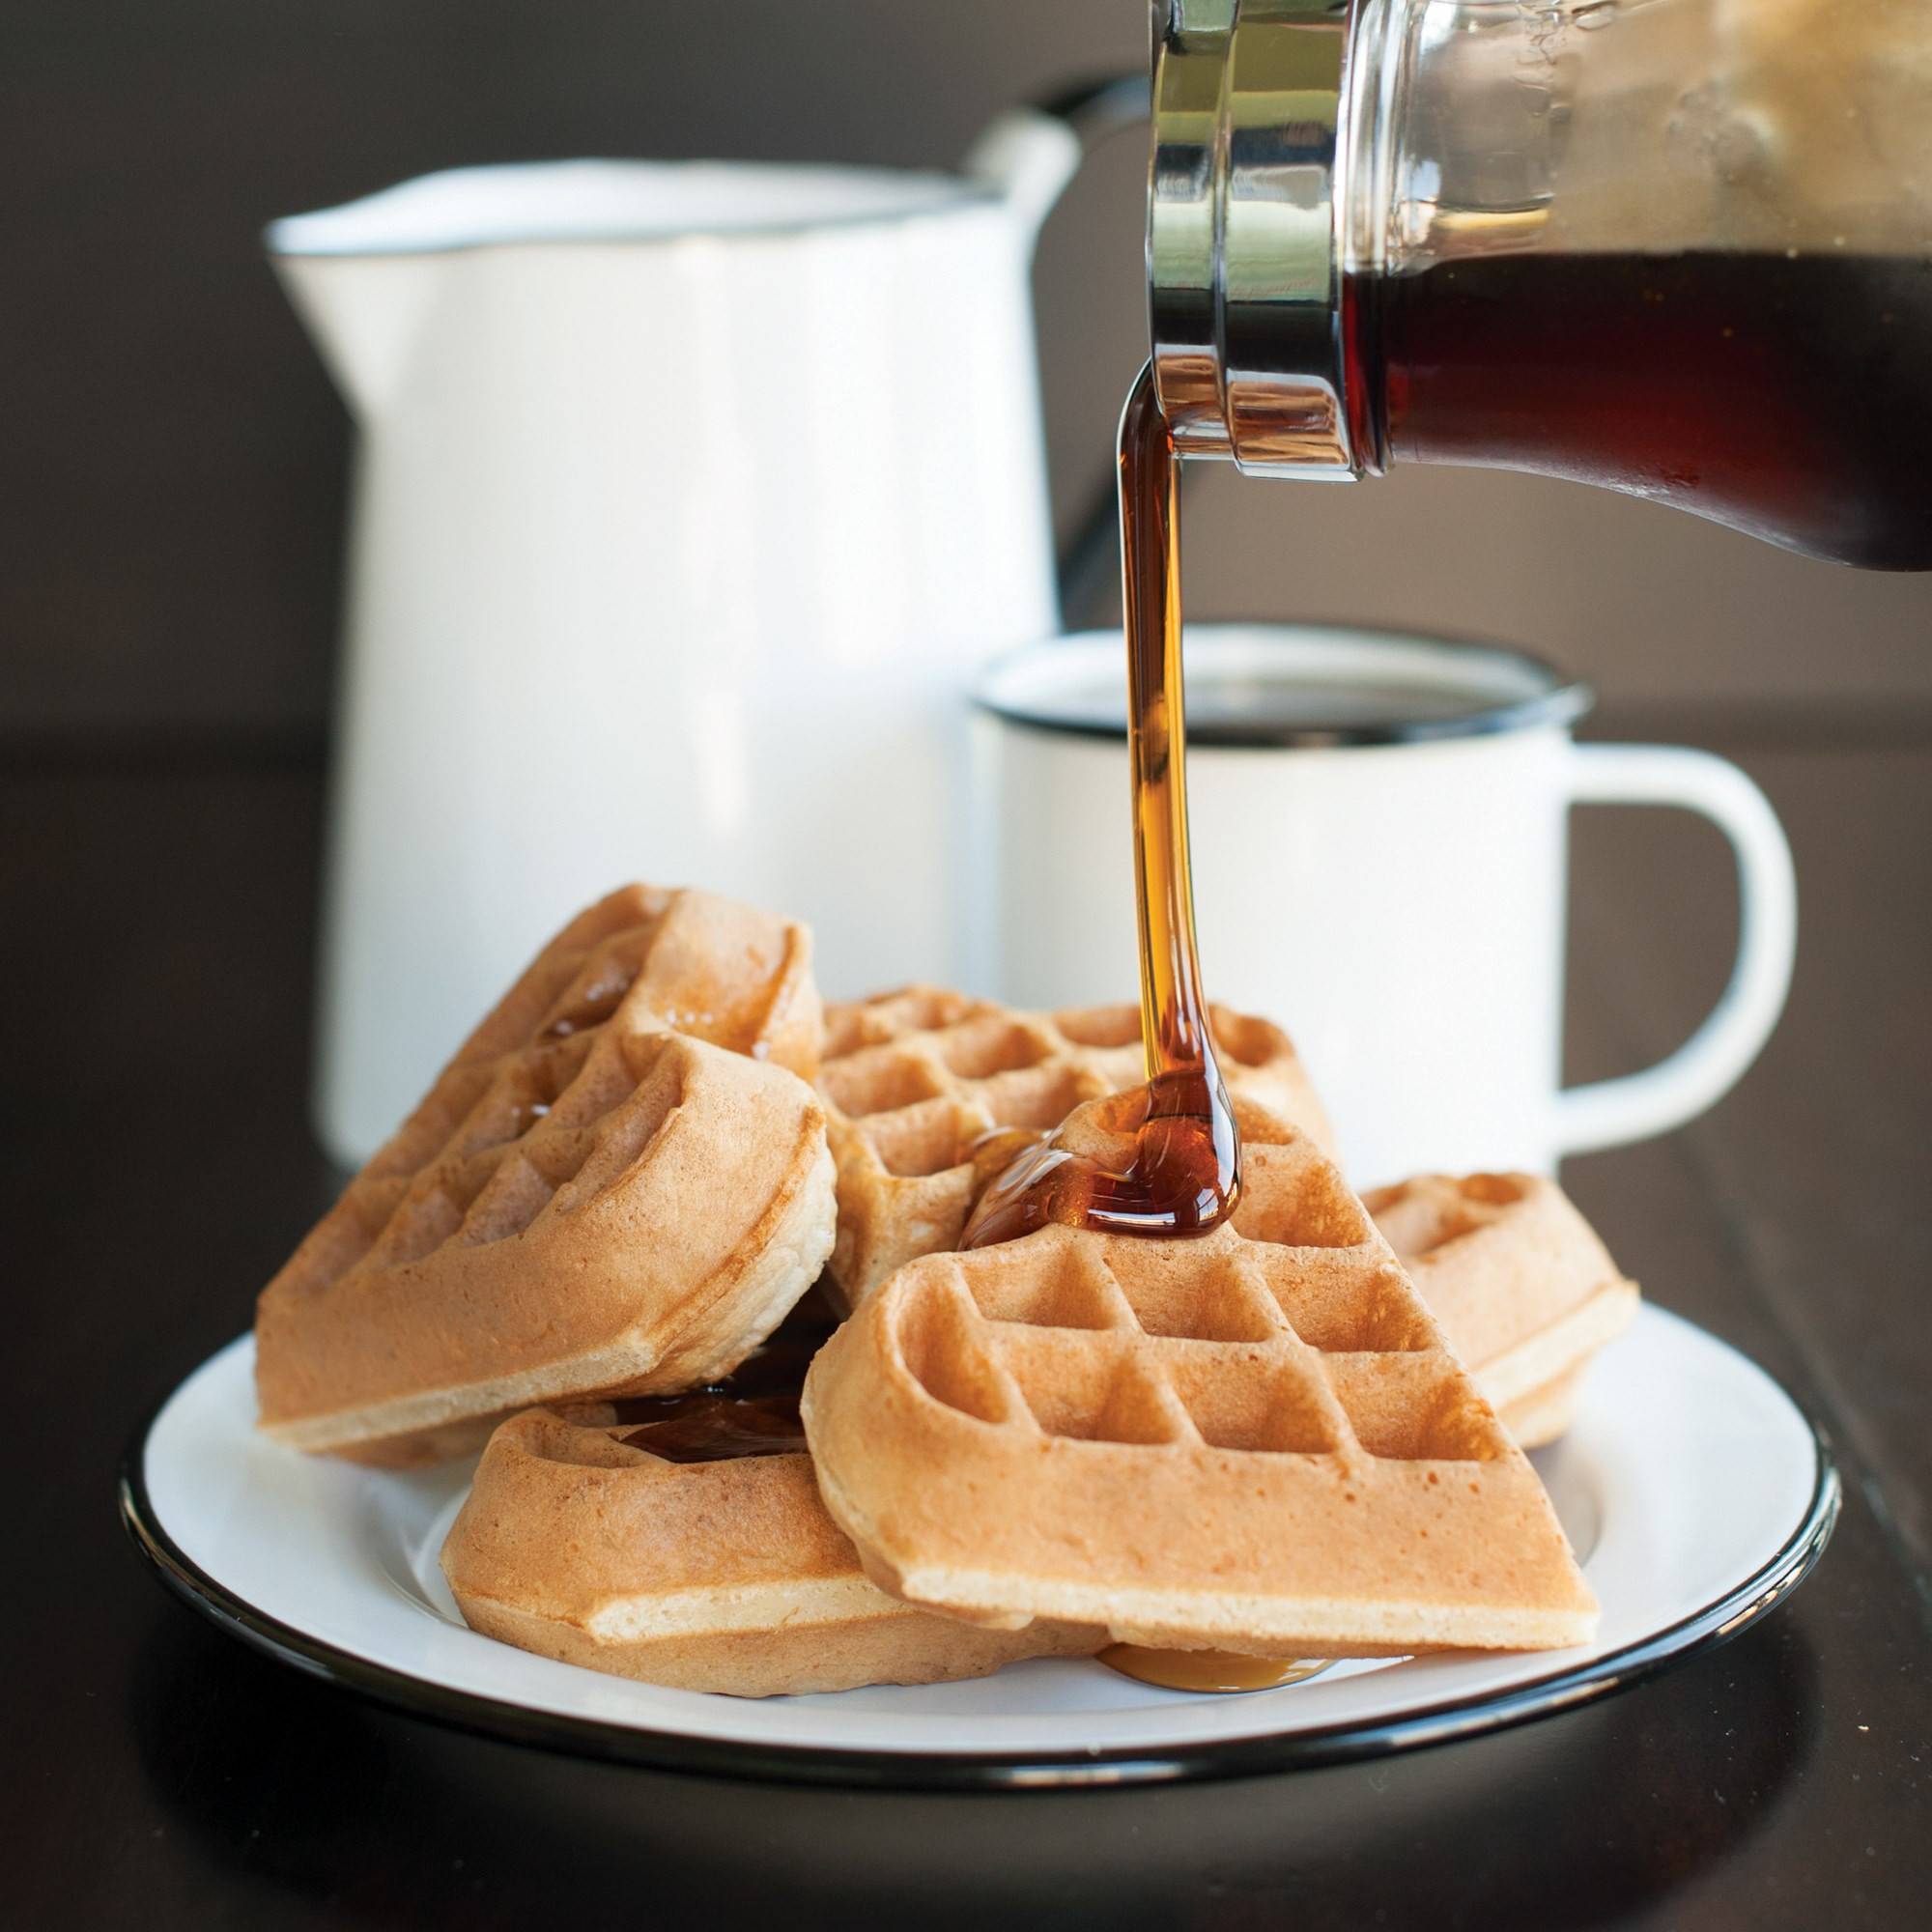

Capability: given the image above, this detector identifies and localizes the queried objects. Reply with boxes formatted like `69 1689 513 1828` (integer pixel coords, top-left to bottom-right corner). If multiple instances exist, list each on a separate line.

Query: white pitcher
272 117 1087 1164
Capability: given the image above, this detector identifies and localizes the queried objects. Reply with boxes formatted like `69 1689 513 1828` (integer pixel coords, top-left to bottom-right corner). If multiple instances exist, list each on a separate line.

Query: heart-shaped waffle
815 985 1335 1305
802 1125 1596 1656
255 885 835 1465
1367 1171 1639 1448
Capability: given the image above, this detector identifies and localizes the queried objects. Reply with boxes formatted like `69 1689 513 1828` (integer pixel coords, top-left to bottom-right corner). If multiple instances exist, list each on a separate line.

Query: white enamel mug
971 625 1797 1186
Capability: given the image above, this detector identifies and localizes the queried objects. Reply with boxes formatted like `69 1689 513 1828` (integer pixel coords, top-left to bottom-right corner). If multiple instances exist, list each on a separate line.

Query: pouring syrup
957 366 1319 1694
961 364 1240 1250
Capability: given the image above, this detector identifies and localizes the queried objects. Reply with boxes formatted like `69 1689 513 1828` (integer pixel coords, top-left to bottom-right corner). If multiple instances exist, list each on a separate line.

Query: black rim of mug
975 624 1597 751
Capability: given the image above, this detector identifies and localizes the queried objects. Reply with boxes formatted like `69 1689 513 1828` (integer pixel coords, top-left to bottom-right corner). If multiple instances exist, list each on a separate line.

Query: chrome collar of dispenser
1150 0 1360 478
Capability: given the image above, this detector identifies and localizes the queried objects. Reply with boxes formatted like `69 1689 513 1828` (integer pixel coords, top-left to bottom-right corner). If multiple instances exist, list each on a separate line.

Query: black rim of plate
117 1378 1839 1791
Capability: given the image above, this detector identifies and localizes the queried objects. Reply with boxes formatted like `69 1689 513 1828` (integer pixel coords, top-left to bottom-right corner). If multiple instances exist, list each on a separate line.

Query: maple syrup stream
962 366 1319 1691
959 363 1239 1247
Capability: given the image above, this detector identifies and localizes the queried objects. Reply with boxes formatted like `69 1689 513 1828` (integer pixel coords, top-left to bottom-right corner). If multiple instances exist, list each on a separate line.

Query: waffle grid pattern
803 1125 1598 1652
817 985 1326 1300
1363 1169 1639 1449
282 889 742 1298
1365 1172 1534 1267
820 986 1140 1172
890 1147 1512 1471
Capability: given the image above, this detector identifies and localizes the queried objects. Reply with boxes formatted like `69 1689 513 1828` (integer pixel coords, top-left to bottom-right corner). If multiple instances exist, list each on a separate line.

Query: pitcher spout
268 246 448 424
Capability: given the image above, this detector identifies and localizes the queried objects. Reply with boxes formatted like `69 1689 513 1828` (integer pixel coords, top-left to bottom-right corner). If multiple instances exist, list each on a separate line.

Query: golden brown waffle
1366 1172 1639 1449
442 1415 1102 1698
802 1124 1597 1657
816 985 1335 1305
255 885 836 1466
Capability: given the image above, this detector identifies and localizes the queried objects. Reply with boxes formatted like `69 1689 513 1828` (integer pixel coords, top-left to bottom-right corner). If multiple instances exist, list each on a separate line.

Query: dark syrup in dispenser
1348 251 1932 569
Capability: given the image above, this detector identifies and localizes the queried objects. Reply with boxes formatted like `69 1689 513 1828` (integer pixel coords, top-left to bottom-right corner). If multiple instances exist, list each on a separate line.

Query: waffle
816 986 1335 1305
1366 1172 1640 1449
255 885 836 1466
441 1298 1103 1698
802 1123 1597 1656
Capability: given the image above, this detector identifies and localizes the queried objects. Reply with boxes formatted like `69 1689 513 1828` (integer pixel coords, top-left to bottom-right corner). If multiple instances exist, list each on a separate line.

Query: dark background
4 0 1931 741
4 6 1929 1928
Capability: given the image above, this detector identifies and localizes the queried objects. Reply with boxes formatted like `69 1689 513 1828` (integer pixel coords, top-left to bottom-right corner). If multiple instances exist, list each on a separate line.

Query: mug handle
1554 743 1798 1159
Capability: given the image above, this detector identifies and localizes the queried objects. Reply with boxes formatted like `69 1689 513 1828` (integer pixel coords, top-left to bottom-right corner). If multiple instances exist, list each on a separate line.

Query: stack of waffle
256 886 1635 1697
815 984 1335 1304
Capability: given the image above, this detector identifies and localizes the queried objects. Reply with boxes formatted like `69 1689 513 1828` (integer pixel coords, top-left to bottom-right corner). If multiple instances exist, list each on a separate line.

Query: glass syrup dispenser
1150 0 1932 567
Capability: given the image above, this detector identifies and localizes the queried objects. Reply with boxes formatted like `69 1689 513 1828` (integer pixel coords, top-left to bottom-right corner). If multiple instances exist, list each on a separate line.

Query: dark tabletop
4 716 1927 1931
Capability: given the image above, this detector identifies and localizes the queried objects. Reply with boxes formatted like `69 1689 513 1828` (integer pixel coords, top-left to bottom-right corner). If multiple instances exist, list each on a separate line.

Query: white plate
122 1304 1834 1786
